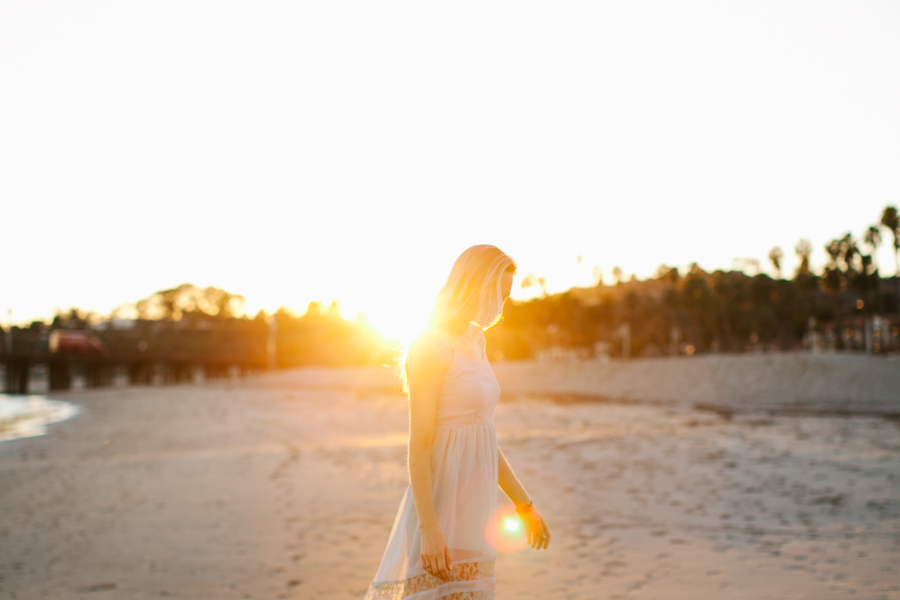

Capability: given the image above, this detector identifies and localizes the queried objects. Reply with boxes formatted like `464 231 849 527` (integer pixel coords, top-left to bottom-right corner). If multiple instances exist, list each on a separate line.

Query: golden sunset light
2 2 898 329
3 3 900 599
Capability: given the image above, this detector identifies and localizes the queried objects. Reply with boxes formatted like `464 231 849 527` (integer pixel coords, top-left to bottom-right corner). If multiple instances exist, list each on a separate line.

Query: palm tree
768 247 784 279
793 239 818 333
822 238 845 296
881 206 900 320
881 206 899 275
822 234 860 349
863 225 883 314
611 266 624 284
864 225 881 270
794 239 813 276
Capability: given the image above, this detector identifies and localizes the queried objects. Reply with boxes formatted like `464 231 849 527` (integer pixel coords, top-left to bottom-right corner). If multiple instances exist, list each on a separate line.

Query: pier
0 317 269 394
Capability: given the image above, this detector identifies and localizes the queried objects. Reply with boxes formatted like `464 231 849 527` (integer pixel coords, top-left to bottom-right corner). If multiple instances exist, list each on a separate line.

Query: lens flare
503 517 522 534
485 504 528 553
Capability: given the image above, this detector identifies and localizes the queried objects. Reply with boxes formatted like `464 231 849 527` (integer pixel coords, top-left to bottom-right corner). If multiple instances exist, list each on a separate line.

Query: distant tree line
6 206 899 365
272 302 398 367
6 285 398 368
487 205 900 359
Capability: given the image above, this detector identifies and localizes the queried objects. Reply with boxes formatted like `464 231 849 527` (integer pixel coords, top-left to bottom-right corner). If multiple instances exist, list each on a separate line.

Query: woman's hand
420 526 454 580
518 505 551 550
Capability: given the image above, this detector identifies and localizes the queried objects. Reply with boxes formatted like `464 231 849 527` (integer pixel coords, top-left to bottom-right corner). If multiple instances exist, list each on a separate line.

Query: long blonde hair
401 245 516 392
430 244 517 335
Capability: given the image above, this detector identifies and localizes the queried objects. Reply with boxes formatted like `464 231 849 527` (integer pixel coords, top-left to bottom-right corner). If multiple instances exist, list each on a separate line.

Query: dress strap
450 326 486 361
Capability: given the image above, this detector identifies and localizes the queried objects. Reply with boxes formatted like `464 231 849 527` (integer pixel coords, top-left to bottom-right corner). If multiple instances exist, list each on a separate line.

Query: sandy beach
1 353 899 599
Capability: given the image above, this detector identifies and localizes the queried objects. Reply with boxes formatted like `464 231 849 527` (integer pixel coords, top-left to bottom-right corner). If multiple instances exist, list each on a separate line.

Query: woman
363 245 550 600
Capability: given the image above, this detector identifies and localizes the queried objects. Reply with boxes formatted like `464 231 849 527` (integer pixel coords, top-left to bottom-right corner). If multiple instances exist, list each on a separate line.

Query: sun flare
502 517 523 534
357 297 432 348
486 505 529 554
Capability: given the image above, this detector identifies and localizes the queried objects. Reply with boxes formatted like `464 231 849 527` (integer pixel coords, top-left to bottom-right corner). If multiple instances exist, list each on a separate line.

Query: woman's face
501 270 514 300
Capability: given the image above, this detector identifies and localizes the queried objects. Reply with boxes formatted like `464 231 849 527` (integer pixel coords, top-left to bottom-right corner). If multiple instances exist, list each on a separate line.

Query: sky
2 1 899 341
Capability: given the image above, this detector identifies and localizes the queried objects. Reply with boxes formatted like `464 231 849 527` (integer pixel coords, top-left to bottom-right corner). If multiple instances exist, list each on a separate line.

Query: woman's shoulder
409 328 455 371
411 327 453 354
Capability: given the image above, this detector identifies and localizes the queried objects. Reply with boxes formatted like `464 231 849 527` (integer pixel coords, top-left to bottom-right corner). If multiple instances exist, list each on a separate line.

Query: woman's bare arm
407 332 454 578
498 447 551 549
487 328 550 550
498 446 531 506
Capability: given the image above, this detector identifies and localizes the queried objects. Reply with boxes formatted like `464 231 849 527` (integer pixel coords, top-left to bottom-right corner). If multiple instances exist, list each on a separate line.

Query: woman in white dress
364 245 550 600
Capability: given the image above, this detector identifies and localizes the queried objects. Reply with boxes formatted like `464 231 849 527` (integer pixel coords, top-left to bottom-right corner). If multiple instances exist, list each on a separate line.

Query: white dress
364 334 501 600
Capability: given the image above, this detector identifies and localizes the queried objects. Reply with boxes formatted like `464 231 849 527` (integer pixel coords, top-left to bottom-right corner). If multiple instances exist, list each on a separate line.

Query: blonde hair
400 245 516 392
430 244 517 334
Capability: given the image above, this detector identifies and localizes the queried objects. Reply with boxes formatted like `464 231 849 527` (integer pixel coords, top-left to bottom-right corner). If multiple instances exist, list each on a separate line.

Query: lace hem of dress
363 559 495 600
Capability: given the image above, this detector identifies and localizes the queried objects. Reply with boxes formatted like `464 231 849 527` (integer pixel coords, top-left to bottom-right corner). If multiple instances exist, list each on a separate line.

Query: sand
1 353 898 599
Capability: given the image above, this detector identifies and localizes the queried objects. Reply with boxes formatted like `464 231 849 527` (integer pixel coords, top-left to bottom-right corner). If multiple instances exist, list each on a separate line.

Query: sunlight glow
486 505 528 554
1 3 898 324
503 517 523 534
364 305 430 348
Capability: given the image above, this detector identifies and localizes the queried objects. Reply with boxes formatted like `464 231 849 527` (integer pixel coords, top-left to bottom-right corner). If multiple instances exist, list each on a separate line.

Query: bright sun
358 301 431 348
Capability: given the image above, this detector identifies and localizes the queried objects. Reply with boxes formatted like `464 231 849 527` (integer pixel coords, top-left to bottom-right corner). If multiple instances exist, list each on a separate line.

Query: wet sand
1 354 898 599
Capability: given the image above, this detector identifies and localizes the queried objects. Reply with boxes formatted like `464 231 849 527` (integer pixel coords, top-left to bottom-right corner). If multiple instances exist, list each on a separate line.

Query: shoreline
0 394 80 442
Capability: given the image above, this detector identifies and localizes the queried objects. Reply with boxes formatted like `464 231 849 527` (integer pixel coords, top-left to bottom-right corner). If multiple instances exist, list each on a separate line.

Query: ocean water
0 394 79 442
